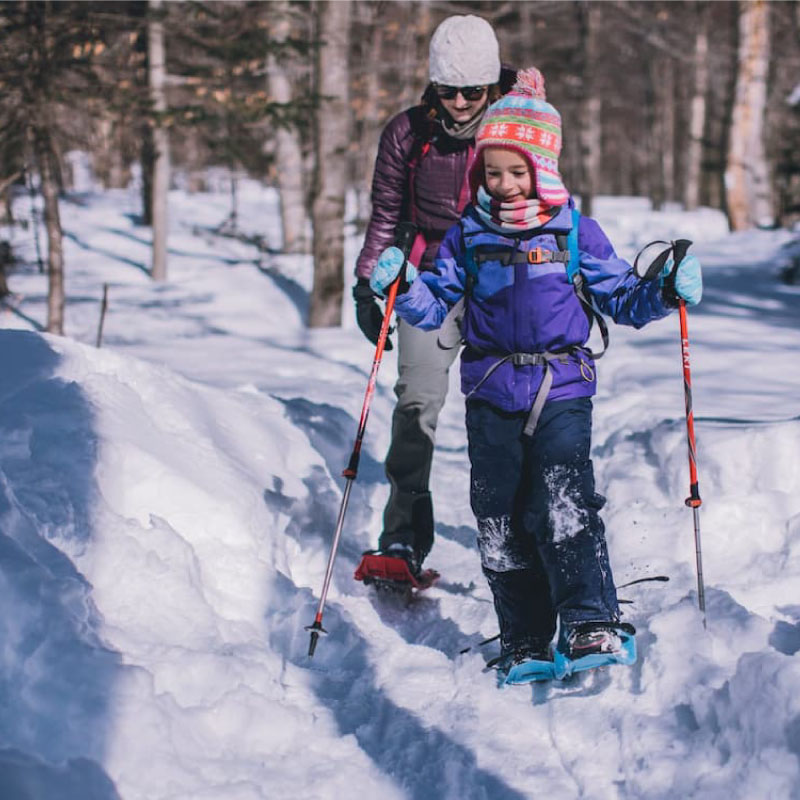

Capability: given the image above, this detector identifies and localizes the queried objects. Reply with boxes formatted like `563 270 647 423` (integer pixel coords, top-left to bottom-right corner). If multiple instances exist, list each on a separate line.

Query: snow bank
0 330 401 799
2 185 800 799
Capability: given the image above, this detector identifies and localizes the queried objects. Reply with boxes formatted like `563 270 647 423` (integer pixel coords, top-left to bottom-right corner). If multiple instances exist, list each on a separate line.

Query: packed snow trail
1 187 800 799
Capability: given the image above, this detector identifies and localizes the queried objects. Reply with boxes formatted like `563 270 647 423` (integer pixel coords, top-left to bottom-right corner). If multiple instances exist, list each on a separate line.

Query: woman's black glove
353 278 392 349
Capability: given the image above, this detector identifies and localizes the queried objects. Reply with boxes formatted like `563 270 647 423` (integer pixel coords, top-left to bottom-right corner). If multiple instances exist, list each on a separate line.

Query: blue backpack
561 206 582 285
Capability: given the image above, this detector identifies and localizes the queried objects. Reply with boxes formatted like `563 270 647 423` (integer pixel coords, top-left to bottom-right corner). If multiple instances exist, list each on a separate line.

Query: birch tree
267 0 309 253
31 124 65 334
726 0 772 230
309 0 351 328
19 4 68 334
684 2 709 211
649 53 676 210
577 2 602 217
148 0 170 281
353 1 385 225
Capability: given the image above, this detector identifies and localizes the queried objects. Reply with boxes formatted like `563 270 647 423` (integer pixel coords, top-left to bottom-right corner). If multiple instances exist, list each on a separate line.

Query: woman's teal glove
369 247 418 298
663 254 703 306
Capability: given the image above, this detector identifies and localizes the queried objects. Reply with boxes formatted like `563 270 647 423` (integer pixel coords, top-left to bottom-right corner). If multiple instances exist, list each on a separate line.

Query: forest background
0 0 798 335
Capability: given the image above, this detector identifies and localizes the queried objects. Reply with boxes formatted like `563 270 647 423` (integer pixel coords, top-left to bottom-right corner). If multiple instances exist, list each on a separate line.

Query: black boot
563 621 636 659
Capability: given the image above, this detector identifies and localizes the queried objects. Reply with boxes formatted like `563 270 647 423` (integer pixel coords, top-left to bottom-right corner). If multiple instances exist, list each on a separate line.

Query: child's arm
393 224 467 330
576 217 673 329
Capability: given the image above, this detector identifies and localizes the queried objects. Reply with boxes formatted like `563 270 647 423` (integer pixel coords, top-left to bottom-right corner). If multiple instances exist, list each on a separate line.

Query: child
369 68 703 679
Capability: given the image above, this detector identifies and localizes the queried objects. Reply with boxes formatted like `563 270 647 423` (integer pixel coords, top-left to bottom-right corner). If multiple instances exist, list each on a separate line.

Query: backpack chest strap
471 247 571 267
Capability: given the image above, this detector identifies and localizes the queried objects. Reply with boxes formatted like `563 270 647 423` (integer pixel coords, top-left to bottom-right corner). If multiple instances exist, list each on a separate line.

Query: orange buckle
527 247 548 264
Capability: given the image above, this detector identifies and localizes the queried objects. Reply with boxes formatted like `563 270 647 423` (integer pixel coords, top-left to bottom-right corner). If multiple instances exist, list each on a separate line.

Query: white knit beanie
429 15 501 87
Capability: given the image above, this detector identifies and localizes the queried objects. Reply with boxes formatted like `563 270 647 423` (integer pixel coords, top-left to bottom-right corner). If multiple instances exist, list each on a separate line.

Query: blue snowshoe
553 622 637 680
504 654 556 684
491 623 636 686
488 644 556 685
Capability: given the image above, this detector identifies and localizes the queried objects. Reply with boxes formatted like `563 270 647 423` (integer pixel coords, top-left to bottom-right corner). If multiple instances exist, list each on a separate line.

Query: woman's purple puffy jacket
355 106 474 278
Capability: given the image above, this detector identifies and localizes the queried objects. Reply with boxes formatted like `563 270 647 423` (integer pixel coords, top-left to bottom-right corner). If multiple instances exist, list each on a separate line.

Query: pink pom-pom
512 67 546 100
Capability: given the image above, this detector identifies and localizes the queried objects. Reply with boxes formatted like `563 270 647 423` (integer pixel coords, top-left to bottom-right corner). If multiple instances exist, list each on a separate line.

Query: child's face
483 148 533 203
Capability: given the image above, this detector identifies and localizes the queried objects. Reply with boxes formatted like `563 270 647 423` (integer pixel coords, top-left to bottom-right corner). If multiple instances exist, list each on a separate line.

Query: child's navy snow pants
465 396 621 654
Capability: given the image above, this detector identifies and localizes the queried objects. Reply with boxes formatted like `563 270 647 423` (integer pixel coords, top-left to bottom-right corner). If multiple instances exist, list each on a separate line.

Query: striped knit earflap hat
469 67 569 206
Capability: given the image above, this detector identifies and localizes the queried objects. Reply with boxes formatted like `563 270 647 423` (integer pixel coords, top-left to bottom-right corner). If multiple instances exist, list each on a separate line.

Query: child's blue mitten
369 247 418 298
663 254 703 305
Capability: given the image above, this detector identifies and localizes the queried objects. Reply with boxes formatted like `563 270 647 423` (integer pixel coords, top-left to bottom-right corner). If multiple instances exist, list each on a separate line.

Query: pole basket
305 619 327 657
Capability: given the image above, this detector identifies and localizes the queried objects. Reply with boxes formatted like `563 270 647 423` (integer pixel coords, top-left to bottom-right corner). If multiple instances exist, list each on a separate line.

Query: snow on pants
378 319 460 561
466 396 620 653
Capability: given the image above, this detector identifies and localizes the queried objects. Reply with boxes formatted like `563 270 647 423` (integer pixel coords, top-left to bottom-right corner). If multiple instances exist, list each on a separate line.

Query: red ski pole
306 222 417 657
672 240 706 625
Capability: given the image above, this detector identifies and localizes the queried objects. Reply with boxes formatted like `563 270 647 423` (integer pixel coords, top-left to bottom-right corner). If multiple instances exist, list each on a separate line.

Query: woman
353 15 513 582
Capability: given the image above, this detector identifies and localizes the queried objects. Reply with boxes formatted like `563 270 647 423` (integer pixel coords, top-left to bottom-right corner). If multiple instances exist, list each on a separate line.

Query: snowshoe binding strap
354 552 439 591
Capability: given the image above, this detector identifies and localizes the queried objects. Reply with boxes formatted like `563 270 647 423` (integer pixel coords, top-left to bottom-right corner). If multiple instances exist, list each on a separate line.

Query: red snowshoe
354 550 439 593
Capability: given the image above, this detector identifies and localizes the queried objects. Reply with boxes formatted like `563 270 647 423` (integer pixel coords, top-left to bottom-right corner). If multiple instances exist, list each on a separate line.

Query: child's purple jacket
393 201 673 413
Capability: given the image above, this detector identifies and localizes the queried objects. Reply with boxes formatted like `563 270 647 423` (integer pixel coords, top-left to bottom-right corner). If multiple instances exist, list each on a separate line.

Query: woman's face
437 86 488 124
483 147 533 203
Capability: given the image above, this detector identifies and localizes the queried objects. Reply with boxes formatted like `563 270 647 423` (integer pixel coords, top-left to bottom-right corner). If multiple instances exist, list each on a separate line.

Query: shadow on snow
0 331 122 799
271 574 529 800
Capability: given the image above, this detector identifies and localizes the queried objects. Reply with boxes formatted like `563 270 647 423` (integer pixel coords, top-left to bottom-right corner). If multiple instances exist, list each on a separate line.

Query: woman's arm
355 112 416 280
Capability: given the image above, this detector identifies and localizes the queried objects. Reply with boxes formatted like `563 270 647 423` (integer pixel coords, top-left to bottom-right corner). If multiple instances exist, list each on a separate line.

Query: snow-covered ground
1 183 800 800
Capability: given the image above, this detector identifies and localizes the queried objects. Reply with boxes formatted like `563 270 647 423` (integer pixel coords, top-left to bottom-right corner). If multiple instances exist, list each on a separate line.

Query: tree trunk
660 58 676 205
140 121 155 225
33 126 65 335
412 2 432 98
148 0 169 280
577 2 602 217
514 2 536 68
397 0 421 111
643 57 662 210
22 4 63 328
684 2 709 211
267 0 309 253
356 1 385 227
136 23 154 225
0 172 20 224
93 115 131 190
644 52 676 211
0 240 11 297
309 0 351 328
184 130 206 193
726 0 772 230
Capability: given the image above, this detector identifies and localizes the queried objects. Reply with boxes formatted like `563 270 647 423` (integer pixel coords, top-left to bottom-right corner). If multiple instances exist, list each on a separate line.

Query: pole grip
671 239 693 269
394 221 417 260
660 239 694 301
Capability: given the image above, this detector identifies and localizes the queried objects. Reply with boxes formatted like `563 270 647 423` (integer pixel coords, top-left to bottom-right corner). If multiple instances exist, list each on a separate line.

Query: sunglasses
434 84 487 101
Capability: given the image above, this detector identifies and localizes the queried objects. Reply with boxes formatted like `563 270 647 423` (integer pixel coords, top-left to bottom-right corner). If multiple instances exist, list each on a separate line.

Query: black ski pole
306 222 417 657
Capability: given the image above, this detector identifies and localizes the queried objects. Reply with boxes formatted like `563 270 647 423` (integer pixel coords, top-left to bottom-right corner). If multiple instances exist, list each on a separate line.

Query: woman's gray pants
378 318 460 563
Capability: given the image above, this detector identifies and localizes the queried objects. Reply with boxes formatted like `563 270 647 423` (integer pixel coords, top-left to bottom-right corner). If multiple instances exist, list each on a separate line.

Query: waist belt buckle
511 353 544 367
527 247 549 265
